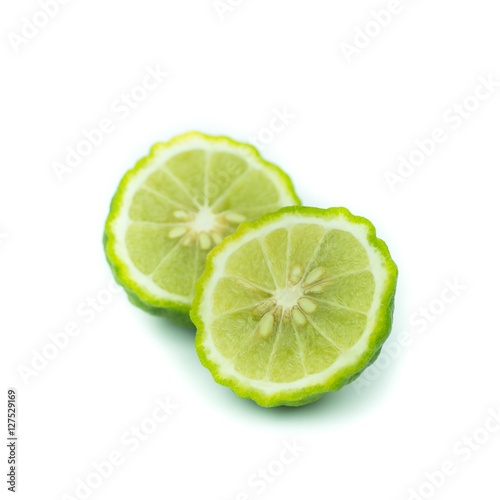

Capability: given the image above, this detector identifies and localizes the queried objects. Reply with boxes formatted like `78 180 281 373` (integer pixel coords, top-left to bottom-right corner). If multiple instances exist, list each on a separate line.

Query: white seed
304 267 326 286
273 305 283 321
169 226 187 238
306 284 326 294
252 299 277 318
225 212 246 224
283 307 291 321
212 232 223 245
174 210 189 220
291 307 307 326
298 297 317 314
289 265 303 285
199 232 212 250
257 313 274 339
181 234 194 246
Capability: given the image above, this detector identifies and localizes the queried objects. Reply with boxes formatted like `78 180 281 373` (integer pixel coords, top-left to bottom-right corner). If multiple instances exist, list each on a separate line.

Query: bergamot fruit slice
104 132 300 327
192 207 398 406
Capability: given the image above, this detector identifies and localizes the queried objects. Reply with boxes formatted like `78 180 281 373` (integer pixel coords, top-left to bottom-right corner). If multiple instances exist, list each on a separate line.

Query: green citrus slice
192 207 398 406
104 132 300 327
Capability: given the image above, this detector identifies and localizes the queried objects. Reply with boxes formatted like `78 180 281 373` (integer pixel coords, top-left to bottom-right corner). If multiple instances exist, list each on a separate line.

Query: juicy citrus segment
288 224 326 272
262 228 288 289
192 206 398 406
307 305 367 350
104 132 300 327
294 322 340 375
308 229 370 277
233 333 275 381
211 311 259 359
225 239 276 291
211 277 271 316
164 150 207 204
129 189 180 222
144 169 198 210
206 152 248 205
267 321 305 383
125 223 177 274
151 243 200 297
310 270 375 313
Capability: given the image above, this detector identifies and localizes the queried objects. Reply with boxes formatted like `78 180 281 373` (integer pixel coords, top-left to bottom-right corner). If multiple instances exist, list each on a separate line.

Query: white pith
190 207 217 233
275 286 303 309
109 136 297 305
199 214 389 394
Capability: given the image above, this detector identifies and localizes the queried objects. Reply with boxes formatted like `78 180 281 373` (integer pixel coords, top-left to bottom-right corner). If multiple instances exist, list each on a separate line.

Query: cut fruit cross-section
192 206 398 406
104 132 300 327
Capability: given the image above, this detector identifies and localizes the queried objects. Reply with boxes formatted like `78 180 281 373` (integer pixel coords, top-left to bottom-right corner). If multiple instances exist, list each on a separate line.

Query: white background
2 0 500 499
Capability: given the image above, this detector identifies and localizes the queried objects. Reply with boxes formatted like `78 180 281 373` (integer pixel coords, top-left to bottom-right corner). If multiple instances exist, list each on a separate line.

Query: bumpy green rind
103 132 301 327
191 206 398 407
103 231 195 328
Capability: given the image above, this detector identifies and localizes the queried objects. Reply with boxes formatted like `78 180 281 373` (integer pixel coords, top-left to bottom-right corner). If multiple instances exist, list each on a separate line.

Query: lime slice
192 207 398 406
104 132 300 327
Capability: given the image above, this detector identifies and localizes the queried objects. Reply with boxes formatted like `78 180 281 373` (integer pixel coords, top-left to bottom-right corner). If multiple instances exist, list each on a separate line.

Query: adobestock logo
227 439 306 500
339 0 420 64
353 278 467 395
60 396 179 500
247 439 305 495
51 65 169 183
409 278 466 334
8 0 72 54
249 106 296 151
406 405 500 500
17 280 123 385
213 0 245 21
384 74 499 191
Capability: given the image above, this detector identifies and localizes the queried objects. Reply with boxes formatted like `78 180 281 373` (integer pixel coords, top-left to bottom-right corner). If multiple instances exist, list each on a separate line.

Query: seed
289 265 303 285
174 210 189 220
199 232 212 250
212 232 223 245
181 234 194 246
252 299 277 318
225 212 246 224
306 284 326 294
304 267 326 286
169 226 187 238
257 313 274 339
291 307 307 326
298 297 317 314
273 305 283 321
